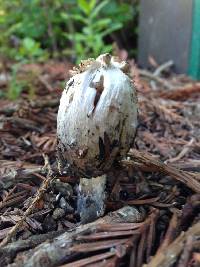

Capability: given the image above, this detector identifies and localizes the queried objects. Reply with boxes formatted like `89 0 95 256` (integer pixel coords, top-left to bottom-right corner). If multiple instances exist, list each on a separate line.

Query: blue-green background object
188 0 200 79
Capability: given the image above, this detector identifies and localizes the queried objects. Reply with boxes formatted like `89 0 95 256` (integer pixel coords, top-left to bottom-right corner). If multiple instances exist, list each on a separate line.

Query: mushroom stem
77 175 107 223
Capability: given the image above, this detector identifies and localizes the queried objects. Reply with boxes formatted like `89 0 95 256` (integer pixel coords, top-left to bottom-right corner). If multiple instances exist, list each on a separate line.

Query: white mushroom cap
57 54 138 176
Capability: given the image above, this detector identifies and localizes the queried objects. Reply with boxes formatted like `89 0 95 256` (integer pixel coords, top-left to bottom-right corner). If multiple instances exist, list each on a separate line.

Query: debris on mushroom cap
57 53 138 177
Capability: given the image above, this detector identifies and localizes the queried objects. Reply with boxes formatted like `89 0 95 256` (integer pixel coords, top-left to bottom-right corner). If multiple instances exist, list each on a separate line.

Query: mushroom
57 53 138 222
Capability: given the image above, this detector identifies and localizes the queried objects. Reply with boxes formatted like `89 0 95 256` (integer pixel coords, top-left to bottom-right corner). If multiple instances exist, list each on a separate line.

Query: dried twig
145 222 200 267
0 160 43 185
0 117 41 132
156 211 181 254
37 75 54 92
176 235 194 267
10 206 144 267
0 230 65 266
0 190 28 210
153 60 174 76
138 69 173 89
59 251 116 267
157 82 200 101
146 209 160 262
124 149 200 193
0 99 59 116
166 138 195 163
0 155 55 247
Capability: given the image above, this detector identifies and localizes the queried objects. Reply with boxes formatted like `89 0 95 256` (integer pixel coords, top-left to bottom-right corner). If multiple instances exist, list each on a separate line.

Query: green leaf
100 22 122 37
7 83 23 100
70 14 88 24
90 0 109 19
60 12 70 20
23 37 35 51
78 0 91 15
92 18 111 31
89 0 96 11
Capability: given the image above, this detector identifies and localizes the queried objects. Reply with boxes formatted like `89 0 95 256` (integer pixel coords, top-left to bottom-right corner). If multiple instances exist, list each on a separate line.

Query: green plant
7 63 36 100
7 64 24 100
17 37 48 61
0 1 49 62
0 0 138 99
0 0 136 62
62 0 123 62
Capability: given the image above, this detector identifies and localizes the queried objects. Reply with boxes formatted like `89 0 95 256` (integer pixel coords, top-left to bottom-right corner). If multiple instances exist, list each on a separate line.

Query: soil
0 57 200 267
